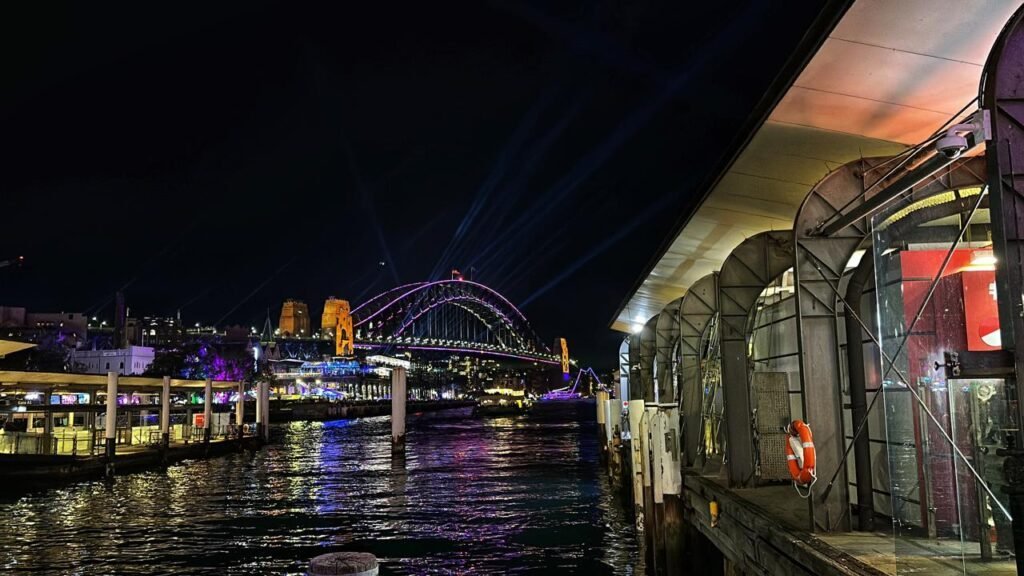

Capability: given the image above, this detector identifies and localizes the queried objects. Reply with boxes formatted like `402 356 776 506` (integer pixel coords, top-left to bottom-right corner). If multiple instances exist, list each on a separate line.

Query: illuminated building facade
279 299 310 337
72 346 155 375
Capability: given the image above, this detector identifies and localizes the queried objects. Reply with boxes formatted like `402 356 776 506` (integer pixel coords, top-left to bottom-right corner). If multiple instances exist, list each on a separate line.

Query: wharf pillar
608 399 624 486
160 376 171 449
44 391 54 447
203 377 213 444
627 399 645 521
639 409 660 571
391 367 407 454
235 381 245 439
259 381 270 442
596 391 609 464
104 371 118 478
654 406 683 575
255 382 264 439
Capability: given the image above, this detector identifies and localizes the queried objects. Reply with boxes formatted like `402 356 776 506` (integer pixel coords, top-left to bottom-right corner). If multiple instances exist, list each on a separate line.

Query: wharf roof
612 0 1024 331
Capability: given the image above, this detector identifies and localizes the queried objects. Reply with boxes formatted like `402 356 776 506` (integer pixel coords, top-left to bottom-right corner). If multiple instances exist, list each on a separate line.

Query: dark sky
0 1 828 368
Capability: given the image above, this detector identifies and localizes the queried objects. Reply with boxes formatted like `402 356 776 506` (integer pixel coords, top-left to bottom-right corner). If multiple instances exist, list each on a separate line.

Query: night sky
0 1 828 367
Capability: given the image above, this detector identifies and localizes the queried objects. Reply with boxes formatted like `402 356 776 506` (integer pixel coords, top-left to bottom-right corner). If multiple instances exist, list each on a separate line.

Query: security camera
934 112 991 160
936 133 968 159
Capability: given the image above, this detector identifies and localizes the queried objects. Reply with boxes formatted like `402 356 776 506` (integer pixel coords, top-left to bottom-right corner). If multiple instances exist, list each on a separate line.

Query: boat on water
472 390 531 417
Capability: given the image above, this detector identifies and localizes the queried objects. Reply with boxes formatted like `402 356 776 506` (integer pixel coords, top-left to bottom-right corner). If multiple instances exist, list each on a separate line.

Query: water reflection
0 406 641 574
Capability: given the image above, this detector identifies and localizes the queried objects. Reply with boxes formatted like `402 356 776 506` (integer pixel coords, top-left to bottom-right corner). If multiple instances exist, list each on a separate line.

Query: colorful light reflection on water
0 405 642 574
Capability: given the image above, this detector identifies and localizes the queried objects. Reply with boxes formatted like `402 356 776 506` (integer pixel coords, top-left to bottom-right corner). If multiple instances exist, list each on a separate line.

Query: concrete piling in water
308 552 379 576
596 391 609 464
235 380 245 440
608 400 624 486
255 381 264 439
104 371 118 478
160 375 171 452
658 406 684 575
259 381 270 442
627 399 645 525
203 377 213 444
391 367 407 454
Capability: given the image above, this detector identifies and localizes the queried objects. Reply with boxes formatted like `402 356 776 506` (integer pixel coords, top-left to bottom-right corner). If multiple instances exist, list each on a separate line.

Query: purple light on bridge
364 343 561 365
392 296 521 346
353 279 532 327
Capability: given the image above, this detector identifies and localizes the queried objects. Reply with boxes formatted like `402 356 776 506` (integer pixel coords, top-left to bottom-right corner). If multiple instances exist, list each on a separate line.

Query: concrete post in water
308 552 378 576
603 400 614 458
627 399 645 520
260 381 270 442
639 409 657 570
596 391 608 463
44 391 54 447
391 367 407 454
104 371 118 478
160 376 171 449
658 406 684 575
203 377 213 443
236 381 245 439
608 400 624 483
651 407 669 571
255 381 264 438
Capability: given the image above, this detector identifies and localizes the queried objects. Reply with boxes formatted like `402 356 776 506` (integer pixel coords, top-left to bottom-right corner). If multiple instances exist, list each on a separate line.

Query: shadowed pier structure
602 2 1024 575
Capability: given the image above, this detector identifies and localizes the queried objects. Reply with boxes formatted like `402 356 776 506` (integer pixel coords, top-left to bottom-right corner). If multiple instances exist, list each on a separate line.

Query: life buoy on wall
785 419 816 486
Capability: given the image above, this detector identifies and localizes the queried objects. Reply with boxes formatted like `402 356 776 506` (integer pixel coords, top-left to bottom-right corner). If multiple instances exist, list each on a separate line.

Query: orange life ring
785 419 816 485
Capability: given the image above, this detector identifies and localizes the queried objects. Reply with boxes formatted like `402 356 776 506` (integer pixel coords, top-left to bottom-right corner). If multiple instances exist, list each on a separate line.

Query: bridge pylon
323 297 354 356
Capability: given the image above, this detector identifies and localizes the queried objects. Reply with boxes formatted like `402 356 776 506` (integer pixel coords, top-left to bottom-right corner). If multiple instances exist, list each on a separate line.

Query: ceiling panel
796 39 981 115
773 87 952 144
612 0 1023 333
832 0 1022 65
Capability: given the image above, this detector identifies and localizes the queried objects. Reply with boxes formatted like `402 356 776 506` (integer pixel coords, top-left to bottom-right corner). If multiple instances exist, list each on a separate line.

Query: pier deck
687 473 1017 576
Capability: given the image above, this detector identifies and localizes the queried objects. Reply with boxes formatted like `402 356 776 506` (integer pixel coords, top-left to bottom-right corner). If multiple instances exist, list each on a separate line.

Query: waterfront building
0 307 89 346
72 346 155 375
126 315 186 349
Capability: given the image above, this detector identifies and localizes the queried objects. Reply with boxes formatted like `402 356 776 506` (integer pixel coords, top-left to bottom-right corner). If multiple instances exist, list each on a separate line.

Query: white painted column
259 381 270 442
255 381 264 436
391 367 407 453
235 381 245 439
263 381 271 441
104 371 118 477
627 399 645 514
203 377 213 443
160 376 171 448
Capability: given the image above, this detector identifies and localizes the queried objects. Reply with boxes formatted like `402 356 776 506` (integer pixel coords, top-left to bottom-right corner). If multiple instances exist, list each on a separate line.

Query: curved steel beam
719 230 794 488
677 272 719 467
793 155 987 531
656 298 683 404
639 315 658 403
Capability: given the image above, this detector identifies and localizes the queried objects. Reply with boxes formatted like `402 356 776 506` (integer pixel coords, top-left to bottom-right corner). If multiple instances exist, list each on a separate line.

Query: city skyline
0 1 826 368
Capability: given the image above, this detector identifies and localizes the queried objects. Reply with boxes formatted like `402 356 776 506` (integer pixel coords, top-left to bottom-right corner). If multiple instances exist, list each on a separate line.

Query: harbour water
0 405 642 574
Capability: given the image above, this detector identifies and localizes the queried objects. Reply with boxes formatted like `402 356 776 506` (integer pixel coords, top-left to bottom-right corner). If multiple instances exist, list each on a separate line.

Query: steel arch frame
718 230 795 488
793 154 987 532
676 272 719 468
352 280 549 359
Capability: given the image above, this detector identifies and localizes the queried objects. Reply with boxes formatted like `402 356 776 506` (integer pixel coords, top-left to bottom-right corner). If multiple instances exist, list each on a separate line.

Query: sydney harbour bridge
285 279 567 368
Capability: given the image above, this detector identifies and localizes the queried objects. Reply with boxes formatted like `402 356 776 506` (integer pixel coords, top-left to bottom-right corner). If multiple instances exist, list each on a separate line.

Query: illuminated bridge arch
351 280 558 364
